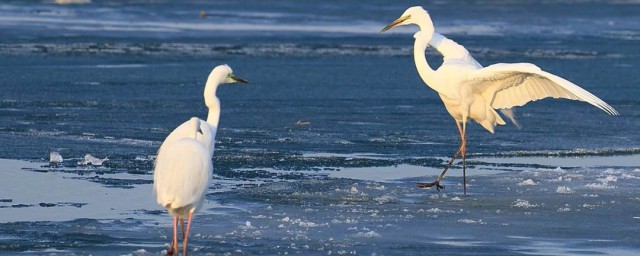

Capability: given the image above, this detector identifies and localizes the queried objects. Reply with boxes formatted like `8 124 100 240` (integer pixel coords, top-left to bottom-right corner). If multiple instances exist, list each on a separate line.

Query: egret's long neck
204 80 221 131
413 33 438 87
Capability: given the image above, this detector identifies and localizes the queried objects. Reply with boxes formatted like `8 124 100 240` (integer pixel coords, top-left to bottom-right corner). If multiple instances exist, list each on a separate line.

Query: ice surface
1 153 639 254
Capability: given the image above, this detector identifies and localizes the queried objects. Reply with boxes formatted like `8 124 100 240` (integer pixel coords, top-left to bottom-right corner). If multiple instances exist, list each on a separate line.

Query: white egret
381 6 618 194
154 117 212 256
157 64 248 159
154 65 246 255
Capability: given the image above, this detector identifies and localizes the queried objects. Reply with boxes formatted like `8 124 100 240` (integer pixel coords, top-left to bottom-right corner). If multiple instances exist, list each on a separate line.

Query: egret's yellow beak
230 74 249 84
380 15 411 33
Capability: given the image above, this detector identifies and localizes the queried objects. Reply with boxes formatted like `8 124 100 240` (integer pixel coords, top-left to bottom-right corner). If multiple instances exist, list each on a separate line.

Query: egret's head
380 6 432 34
209 64 249 85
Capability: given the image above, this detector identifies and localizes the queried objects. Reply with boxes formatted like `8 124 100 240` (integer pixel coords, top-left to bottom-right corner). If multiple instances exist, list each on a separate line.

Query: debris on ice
49 151 63 163
78 154 109 166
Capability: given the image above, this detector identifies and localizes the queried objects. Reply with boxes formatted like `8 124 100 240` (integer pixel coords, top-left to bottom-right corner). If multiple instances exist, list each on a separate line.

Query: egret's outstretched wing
471 63 618 115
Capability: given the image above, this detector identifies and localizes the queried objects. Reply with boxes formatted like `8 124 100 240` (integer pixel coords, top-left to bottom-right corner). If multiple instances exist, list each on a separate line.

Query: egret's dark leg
417 121 464 190
180 217 186 240
461 121 467 195
182 212 193 256
167 216 178 256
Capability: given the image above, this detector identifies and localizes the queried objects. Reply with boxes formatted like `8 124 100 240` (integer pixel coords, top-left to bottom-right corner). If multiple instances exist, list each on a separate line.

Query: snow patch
354 231 381 238
586 183 617 190
373 195 398 204
518 179 538 186
556 186 573 194
557 204 571 212
586 175 618 190
457 219 485 224
513 199 538 208
298 221 319 228
597 175 618 183
426 208 443 213
121 249 148 256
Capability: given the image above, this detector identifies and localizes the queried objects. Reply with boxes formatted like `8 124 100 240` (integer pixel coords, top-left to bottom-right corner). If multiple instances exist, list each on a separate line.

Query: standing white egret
154 117 212 256
157 64 248 158
381 6 618 194
154 65 246 255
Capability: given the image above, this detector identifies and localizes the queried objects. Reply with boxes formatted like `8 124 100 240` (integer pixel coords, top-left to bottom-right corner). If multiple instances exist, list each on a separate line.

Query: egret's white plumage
381 6 618 194
154 117 212 217
154 117 211 256
153 65 246 255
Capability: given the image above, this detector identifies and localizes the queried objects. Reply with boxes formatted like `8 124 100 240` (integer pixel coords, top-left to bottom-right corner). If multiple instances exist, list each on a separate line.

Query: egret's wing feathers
471 63 618 115
157 118 215 160
154 138 212 213
431 33 482 68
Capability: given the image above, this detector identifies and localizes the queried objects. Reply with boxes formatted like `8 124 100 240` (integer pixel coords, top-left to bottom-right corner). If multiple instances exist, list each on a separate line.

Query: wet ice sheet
1 154 639 254
0 159 220 223
478 154 640 168
326 164 504 182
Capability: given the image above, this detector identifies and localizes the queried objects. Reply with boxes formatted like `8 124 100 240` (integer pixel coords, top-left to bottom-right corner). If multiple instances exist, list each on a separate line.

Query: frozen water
1 153 639 254
1 0 639 255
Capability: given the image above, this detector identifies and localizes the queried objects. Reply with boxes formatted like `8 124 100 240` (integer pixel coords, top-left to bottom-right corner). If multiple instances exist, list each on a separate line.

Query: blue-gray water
1 0 639 255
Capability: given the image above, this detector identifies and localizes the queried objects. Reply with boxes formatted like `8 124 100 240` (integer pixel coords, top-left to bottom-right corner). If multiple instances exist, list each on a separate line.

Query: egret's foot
166 244 177 256
417 181 445 191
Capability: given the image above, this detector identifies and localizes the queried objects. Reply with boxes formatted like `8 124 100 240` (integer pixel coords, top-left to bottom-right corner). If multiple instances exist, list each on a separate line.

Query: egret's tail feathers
499 108 522 129
479 108 501 133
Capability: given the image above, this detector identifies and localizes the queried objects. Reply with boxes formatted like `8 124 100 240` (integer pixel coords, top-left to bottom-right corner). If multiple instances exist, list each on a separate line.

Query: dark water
0 0 639 255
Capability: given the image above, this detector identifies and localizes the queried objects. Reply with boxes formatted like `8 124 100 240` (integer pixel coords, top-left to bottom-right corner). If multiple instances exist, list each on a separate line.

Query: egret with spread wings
381 6 618 194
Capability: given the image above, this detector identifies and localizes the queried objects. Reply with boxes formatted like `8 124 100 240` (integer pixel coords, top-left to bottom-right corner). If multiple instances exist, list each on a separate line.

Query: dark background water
1 0 638 164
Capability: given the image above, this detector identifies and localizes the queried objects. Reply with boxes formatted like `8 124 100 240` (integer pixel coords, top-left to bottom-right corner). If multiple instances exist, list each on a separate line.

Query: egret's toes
417 181 445 190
